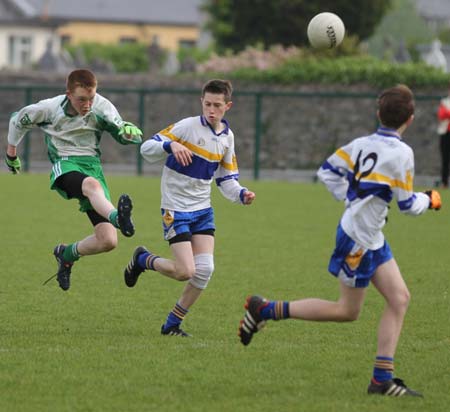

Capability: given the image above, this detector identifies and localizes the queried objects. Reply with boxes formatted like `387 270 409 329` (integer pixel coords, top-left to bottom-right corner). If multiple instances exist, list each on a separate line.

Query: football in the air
307 12 345 49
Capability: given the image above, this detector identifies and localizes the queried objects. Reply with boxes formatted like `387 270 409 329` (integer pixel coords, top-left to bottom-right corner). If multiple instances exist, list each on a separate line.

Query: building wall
0 26 60 69
57 22 200 50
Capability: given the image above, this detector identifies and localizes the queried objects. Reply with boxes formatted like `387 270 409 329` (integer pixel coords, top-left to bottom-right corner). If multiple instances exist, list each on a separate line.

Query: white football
307 12 345 49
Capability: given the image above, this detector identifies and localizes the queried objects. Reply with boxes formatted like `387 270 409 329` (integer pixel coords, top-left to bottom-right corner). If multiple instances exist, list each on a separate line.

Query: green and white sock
108 210 119 228
63 242 81 262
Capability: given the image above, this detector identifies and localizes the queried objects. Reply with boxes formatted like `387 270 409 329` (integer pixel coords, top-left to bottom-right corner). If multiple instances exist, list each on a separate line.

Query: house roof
2 0 204 25
0 0 57 25
415 0 450 21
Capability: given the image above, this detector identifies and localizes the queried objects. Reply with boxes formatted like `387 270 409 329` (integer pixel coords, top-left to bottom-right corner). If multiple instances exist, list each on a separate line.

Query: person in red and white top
437 87 450 187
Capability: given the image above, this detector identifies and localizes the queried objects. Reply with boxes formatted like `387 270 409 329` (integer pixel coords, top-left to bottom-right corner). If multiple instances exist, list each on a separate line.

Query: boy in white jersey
238 85 441 397
124 79 255 336
5 69 142 291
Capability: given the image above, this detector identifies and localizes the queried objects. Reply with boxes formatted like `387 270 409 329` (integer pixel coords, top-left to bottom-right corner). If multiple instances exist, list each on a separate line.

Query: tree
367 0 433 61
203 0 392 52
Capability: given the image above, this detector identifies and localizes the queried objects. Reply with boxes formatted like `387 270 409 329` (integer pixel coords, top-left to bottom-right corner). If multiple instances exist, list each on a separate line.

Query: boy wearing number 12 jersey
238 84 442 397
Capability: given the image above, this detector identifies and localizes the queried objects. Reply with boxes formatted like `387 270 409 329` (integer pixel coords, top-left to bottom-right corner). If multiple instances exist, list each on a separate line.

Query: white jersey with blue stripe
317 127 430 249
140 115 247 211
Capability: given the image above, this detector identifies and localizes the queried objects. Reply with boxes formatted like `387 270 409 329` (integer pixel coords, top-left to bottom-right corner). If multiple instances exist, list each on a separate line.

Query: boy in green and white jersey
5 69 142 291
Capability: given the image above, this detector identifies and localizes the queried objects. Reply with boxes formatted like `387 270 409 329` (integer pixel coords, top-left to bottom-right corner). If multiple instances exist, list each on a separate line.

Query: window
60 35 72 46
178 39 196 49
8 35 32 68
120 37 137 44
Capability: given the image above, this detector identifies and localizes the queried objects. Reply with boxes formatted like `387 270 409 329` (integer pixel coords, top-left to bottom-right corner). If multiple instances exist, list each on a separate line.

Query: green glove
119 122 143 141
5 154 21 174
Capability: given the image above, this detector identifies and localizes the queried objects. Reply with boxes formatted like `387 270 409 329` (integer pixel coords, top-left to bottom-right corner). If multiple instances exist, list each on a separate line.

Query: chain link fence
0 85 443 185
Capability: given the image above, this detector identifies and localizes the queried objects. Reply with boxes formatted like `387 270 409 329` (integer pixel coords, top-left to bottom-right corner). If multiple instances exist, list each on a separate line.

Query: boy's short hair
201 79 233 102
377 84 414 129
66 69 97 93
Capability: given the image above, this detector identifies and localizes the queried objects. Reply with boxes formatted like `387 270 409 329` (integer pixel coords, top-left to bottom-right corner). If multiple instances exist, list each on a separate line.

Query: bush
438 27 450 45
199 50 450 87
197 44 303 73
178 45 214 65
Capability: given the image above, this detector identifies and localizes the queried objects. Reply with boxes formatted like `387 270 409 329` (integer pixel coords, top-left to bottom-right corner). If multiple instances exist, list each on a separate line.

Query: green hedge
65 43 151 73
218 56 450 87
65 42 450 87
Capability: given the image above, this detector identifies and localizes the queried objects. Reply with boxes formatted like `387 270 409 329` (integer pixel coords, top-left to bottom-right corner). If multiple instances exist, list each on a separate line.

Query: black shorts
168 229 215 245
54 171 109 226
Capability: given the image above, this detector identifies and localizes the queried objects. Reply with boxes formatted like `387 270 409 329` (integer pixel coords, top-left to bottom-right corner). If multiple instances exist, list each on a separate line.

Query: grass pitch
0 172 449 412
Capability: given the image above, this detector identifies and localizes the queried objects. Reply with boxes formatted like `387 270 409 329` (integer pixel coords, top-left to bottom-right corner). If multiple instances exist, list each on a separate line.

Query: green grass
1 173 449 412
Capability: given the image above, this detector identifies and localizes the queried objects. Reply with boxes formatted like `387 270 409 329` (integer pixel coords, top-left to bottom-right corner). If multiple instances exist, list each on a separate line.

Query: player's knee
97 230 118 252
176 271 194 282
102 236 117 252
81 176 101 196
403 289 411 307
174 264 196 281
338 303 361 322
342 308 360 321
391 288 411 313
189 254 214 290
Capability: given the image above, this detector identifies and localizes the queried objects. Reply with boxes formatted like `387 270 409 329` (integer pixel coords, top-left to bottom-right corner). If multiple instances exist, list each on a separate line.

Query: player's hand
5 154 21 174
242 191 255 205
119 122 143 142
425 190 441 210
170 141 193 166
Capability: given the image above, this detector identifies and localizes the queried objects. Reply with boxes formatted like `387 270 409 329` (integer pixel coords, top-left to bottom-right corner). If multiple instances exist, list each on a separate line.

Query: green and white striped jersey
7 93 136 162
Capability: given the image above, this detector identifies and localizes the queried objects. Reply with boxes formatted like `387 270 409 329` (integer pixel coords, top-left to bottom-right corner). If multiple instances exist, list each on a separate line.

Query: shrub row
65 42 450 88
212 56 450 88
66 43 151 73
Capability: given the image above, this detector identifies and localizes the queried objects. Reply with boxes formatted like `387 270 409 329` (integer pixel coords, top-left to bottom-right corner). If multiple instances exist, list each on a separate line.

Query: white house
0 0 205 70
0 1 61 69
415 0 450 32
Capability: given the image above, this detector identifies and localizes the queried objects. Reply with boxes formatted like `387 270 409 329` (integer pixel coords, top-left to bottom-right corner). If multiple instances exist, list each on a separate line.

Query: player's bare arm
6 143 17 157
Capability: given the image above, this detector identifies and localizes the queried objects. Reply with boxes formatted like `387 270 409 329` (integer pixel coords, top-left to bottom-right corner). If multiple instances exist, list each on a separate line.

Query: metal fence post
137 89 146 175
22 87 33 172
253 93 262 180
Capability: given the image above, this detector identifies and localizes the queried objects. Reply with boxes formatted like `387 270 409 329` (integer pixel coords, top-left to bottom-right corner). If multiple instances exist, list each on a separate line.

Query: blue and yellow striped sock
373 356 394 383
163 302 189 330
137 252 160 271
259 300 290 320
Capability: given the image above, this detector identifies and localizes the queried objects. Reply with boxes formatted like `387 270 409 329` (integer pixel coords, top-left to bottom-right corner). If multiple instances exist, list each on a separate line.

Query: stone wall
0 71 444 181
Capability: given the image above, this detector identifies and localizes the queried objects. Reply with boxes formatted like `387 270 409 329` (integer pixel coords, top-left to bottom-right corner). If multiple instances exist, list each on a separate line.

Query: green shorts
50 156 111 213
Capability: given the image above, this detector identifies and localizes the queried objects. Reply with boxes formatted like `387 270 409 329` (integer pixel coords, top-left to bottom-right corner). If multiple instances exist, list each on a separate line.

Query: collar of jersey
200 115 230 136
61 96 78 118
376 127 401 140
